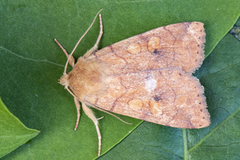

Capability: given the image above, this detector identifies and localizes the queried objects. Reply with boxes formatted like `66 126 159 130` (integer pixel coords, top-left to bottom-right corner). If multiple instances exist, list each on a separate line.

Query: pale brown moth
55 10 210 156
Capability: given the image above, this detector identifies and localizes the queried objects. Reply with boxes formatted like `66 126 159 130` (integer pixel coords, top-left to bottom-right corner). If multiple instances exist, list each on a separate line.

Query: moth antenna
63 9 103 74
86 102 132 125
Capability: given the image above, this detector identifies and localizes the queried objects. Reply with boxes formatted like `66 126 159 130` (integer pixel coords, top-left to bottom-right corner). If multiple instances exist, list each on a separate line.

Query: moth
55 10 210 156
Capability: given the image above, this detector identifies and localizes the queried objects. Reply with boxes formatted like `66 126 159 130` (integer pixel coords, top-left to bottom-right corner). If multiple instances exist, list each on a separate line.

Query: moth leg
74 97 81 130
82 102 101 156
83 13 103 58
54 38 75 67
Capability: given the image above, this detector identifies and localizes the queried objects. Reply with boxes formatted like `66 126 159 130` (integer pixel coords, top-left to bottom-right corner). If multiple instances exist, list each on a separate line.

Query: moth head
59 72 76 98
59 73 69 89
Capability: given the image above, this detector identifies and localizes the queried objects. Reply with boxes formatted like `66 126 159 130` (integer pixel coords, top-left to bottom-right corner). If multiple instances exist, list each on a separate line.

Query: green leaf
0 0 239 160
230 17 240 41
0 99 39 158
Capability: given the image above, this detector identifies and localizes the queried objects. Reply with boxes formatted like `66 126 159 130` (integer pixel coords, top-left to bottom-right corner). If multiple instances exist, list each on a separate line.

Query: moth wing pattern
84 22 210 128
94 22 206 74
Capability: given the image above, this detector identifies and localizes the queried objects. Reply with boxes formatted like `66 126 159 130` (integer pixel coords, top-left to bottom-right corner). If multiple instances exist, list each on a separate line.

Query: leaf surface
0 99 39 158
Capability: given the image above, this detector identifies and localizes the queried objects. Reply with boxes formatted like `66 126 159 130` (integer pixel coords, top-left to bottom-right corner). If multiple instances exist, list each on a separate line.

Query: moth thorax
59 74 69 88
